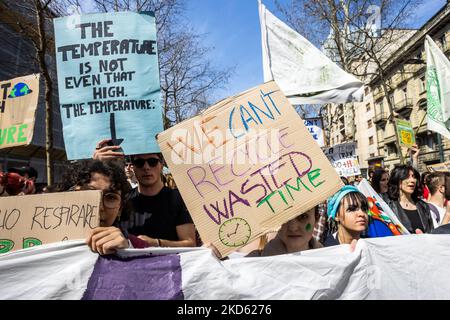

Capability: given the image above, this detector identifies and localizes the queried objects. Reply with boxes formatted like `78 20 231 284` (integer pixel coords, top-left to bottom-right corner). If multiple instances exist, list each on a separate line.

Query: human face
379 172 389 193
337 197 368 233
400 170 417 195
132 154 163 187
124 162 135 180
278 208 316 253
88 172 122 227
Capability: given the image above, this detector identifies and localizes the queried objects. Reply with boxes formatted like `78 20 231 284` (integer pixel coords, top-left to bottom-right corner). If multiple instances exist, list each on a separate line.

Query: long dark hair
371 169 388 194
388 165 421 202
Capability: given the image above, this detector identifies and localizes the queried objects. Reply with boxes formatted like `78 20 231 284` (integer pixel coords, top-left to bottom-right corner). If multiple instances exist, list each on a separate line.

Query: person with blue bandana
323 185 369 247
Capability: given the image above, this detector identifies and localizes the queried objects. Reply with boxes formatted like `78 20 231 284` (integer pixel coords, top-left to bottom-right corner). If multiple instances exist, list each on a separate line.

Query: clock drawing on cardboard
218 217 251 247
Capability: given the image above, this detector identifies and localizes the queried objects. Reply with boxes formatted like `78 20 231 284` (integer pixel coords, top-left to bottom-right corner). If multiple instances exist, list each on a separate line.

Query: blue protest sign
54 11 163 160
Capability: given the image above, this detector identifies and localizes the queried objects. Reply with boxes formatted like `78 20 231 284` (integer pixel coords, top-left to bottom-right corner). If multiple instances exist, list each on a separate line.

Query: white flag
258 0 363 104
425 35 450 140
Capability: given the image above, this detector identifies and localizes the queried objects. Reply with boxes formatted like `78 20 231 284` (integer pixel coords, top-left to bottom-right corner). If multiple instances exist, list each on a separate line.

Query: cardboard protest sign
157 81 342 257
427 161 450 172
304 117 325 147
396 119 415 148
54 12 163 160
0 74 40 149
324 142 361 177
0 190 101 254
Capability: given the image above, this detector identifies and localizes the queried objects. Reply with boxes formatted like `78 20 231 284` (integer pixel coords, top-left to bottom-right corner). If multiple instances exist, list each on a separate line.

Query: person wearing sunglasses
60 160 149 254
120 153 196 248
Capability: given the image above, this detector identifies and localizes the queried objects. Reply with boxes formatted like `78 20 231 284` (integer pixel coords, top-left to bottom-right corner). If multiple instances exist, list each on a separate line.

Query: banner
258 1 363 105
2 235 450 299
324 142 361 177
425 35 450 140
0 190 101 254
54 12 163 160
357 179 409 235
395 119 415 148
0 74 39 149
157 81 342 257
304 117 325 147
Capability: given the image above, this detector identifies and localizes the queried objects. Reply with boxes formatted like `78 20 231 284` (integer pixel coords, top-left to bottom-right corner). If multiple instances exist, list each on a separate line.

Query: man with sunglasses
119 153 196 248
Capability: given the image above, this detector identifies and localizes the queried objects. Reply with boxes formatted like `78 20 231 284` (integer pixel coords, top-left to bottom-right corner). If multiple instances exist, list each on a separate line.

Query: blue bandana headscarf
327 185 360 220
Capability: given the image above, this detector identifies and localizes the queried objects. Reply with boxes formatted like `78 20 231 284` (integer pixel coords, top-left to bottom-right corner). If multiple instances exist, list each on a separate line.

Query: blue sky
185 0 447 102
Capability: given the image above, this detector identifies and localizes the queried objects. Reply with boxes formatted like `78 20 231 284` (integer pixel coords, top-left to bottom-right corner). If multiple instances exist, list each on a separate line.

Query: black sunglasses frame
132 158 161 168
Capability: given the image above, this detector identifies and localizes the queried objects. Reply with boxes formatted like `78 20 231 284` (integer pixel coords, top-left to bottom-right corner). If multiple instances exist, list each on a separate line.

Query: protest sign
324 142 361 177
427 161 450 172
395 119 415 148
304 117 325 147
54 12 163 160
0 190 101 254
0 74 39 149
157 81 342 257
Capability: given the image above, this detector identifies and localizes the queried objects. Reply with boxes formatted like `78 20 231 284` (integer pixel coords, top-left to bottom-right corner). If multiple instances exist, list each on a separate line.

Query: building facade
370 3 450 173
0 0 66 184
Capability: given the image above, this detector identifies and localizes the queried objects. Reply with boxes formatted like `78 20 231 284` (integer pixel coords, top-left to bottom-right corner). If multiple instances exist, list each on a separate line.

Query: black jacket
387 199 434 233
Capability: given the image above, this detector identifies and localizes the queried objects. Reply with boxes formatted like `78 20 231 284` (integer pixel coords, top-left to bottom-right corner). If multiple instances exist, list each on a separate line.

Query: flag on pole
425 35 450 140
258 0 364 105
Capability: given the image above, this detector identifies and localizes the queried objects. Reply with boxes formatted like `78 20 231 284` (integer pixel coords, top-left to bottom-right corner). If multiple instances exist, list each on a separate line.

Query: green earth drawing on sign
7 82 32 98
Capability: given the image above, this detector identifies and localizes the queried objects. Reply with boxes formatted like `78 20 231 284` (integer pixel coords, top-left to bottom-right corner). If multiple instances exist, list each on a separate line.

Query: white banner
2 235 450 299
258 0 363 105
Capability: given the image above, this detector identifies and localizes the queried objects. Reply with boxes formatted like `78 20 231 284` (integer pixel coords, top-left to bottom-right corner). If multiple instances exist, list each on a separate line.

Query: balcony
392 72 408 86
373 87 384 102
394 98 413 115
373 112 389 126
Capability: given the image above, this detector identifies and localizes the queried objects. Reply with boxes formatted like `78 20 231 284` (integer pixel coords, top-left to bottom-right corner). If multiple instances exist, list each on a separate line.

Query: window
368 119 373 128
440 33 447 50
378 101 384 114
401 86 408 101
365 87 370 96
389 94 394 107
370 153 375 158
369 136 374 145
419 76 426 92
366 103 371 112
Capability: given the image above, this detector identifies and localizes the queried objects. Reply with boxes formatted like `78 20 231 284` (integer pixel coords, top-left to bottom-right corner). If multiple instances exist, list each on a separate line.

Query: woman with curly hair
386 165 433 234
60 159 149 254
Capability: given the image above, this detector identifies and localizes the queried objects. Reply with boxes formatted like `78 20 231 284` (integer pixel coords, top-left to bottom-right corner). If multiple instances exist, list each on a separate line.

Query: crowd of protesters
0 140 449 259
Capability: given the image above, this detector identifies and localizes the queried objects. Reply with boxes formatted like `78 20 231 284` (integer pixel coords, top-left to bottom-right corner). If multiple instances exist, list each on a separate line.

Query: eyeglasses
132 158 160 168
69 185 122 209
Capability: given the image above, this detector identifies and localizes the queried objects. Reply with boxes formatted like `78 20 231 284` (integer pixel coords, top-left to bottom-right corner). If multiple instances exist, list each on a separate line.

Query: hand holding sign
86 226 129 255
93 138 125 161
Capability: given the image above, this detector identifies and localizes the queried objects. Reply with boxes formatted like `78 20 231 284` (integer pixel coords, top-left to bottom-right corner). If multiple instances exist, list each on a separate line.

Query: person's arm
409 144 420 170
92 139 125 161
442 202 450 225
86 226 129 255
137 223 196 247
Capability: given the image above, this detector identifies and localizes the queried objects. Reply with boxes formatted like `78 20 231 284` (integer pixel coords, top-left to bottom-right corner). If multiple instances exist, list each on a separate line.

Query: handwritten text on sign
0 74 40 149
0 190 101 254
304 117 325 147
324 142 361 177
158 81 342 257
54 12 163 160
